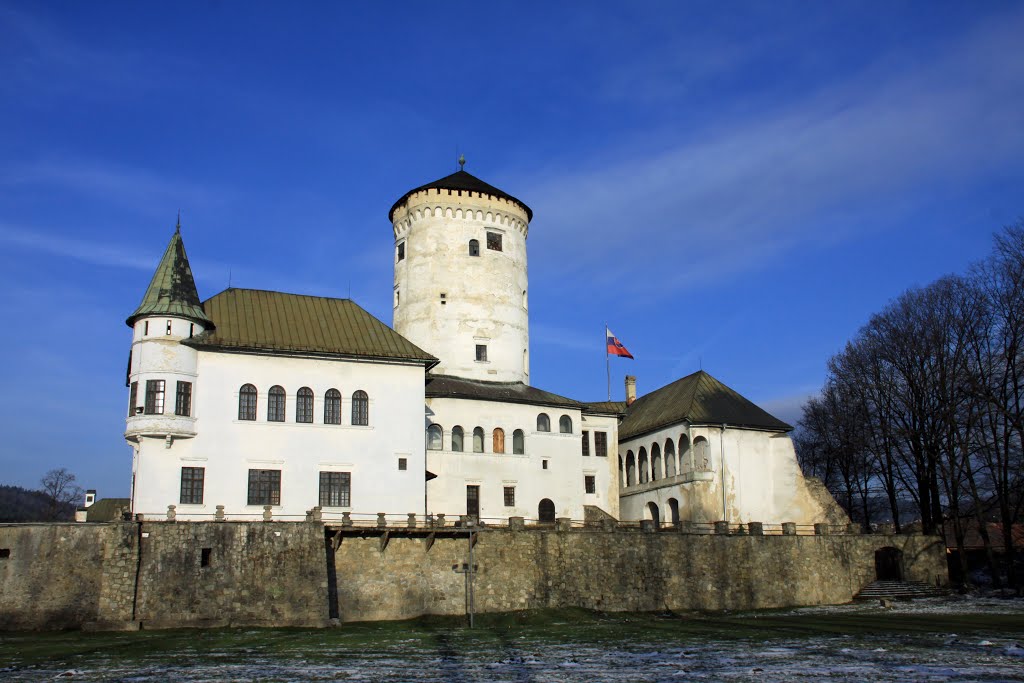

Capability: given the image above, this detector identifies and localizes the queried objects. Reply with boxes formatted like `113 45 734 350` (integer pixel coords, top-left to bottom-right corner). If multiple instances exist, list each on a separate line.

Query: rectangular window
466 485 480 516
200 548 211 567
0 548 10 559
581 430 590 456
542 460 548 470
594 431 608 457
397 242 405 261
486 231 502 251
475 344 488 362
248 469 281 506
180 467 205 505
319 471 351 507
144 380 165 414
128 381 138 417
398 457 408 471
175 381 192 417
143 321 149 335
166 320 172 335
503 486 515 507
585 475 596 494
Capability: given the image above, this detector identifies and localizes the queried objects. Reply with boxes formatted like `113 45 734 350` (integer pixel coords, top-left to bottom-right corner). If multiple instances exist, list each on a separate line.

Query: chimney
625 375 636 405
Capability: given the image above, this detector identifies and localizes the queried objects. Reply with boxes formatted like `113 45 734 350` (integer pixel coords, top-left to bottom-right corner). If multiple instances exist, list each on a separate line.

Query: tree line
0 468 83 522
796 223 1023 589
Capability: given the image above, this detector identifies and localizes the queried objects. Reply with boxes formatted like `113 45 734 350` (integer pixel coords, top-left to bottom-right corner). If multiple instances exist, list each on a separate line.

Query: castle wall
0 522 947 631
332 527 946 620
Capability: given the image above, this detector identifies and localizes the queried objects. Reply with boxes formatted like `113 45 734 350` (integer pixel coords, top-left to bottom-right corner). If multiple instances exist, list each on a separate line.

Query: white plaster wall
617 424 836 526
130 349 427 521
393 190 530 384
125 316 207 439
424 398 617 521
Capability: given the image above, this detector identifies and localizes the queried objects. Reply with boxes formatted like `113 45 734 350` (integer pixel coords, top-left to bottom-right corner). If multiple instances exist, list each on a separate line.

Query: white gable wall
130 349 427 521
424 398 618 521
618 424 835 526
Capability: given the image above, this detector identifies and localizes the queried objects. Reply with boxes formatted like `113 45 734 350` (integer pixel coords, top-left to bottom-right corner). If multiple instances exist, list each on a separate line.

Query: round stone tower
390 164 532 384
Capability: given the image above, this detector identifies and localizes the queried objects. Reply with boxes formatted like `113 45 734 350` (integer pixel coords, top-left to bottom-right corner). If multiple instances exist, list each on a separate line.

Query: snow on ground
1 597 1023 682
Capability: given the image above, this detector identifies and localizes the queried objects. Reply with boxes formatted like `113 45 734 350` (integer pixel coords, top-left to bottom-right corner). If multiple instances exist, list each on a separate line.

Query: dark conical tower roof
388 169 533 222
126 222 213 328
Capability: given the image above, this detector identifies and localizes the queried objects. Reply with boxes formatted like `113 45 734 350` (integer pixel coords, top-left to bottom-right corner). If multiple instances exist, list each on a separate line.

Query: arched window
427 424 443 451
296 387 313 423
559 415 572 434
647 501 661 528
238 384 257 421
694 436 710 470
679 434 691 473
512 429 524 454
638 447 649 483
268 385 286 422
618 455 624 488
665 439 677 477
324 389 341 425
667 498 680 527
651 442 662 481
537 413 550 432
473 427 484 453
626 451 636 486
451 426 464 452
468 239 480 256
538 498 556 523
493 428 505 454
351 390 368 426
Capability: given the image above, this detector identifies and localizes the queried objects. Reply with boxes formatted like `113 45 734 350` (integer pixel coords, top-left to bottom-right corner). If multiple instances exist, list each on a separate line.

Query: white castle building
124 166 844 526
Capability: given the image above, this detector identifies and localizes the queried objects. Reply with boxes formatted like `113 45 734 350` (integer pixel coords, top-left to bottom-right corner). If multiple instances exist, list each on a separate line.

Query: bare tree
40 468 83 521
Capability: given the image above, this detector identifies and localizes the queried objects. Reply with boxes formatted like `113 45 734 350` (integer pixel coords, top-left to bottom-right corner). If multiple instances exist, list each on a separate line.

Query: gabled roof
582 401 628 416
389 169 533 222
618 370 791 441
425 374 582 409
85 498 130 522
126 225 212 327
184 288 437 366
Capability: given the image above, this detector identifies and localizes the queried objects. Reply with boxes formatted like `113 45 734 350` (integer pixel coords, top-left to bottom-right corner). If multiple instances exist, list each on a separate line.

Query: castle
124 165 845 527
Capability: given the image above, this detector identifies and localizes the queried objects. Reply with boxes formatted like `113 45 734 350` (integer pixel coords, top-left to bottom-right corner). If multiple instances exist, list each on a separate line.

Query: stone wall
332 529 947 621
132 521 328 629
1 521 947 631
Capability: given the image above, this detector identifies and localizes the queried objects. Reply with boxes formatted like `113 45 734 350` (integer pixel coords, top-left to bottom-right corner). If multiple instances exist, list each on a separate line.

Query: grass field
2 598 1023 681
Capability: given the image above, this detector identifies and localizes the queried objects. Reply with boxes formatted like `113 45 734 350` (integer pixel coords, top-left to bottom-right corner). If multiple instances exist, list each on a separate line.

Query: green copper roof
184 288 438 366
126 225 212 327
618 370 791 440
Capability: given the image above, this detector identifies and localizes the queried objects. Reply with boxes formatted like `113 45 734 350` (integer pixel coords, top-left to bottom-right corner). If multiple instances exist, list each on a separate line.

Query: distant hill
0 484 77 522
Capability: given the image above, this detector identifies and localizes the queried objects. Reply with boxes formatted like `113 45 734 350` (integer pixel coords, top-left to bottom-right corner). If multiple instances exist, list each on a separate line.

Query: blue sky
1 2 1022 497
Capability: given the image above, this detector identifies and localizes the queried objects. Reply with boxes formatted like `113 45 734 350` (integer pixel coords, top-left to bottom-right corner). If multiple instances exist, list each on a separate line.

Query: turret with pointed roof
126 219 213 328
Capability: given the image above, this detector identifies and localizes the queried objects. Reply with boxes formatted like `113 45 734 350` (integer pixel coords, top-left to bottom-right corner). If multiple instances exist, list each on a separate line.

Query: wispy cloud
0 223 153 270
522 8 1024 297
2 158 228 213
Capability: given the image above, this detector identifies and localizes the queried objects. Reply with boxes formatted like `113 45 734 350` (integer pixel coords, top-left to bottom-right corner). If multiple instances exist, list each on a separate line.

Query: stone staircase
855 580 948 601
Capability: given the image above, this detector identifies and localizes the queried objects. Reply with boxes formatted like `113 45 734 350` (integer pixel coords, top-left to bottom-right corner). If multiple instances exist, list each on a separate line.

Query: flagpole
605 325 611 401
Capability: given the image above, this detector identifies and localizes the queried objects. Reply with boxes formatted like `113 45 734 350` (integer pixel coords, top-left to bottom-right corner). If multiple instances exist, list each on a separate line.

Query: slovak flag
606 327 634 359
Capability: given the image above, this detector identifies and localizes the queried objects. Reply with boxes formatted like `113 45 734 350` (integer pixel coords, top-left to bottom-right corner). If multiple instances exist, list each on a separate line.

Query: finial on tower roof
458 154 466 171
176 210 181 234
